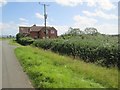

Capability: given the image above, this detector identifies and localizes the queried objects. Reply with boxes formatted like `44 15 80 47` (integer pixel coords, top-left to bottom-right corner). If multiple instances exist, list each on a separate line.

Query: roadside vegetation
15 27 119 88
16 33 34 45
16 27 119 68
0 36 15 41
0 37 12 40
33 34 118 68
0 37 20 46
15 46 118 88
9 38 21 46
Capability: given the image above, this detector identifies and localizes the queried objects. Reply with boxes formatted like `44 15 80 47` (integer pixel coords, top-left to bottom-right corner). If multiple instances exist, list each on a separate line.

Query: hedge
33 39 119 68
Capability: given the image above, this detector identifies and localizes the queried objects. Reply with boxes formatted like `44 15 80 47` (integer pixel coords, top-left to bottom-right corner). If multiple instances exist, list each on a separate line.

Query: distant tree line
64 27 100 36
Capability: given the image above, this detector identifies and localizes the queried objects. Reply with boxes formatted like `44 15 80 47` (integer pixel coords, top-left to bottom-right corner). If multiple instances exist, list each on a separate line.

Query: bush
16 33 34 45
19 37 34 45
16 33 24 43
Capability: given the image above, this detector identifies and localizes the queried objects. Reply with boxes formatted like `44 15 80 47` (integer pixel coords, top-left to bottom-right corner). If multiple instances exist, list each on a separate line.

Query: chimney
33 24 36 26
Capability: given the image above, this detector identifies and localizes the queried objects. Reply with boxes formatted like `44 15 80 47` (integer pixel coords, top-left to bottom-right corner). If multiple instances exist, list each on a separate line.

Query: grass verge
9 39 21 46
15 46 119 88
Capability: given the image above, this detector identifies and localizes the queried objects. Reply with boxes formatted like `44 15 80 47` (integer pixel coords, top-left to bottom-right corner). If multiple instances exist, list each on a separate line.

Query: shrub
19 37 34 45
16 33 24 43
16 33 34 45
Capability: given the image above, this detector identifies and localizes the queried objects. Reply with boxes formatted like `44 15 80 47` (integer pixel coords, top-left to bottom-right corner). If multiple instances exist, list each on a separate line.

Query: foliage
64 27 99 36
15 46 118 88
16 33 24 42
9 38 21 46
16 33 34 45
84 27 98 35
65 27 84 36
19 37 34 45
33 35 119 68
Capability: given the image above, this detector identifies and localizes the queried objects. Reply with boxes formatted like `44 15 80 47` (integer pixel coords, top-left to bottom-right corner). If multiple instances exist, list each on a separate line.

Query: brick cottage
19 24 57 39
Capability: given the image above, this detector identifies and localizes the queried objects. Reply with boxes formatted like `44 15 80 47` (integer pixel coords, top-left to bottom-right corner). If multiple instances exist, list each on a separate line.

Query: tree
66 27 84 36
84 27 99 35
16 33 24 42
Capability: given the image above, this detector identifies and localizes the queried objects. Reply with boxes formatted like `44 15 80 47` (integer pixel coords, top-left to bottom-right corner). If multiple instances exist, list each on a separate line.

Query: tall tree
84 27 98 34
66 27 84 35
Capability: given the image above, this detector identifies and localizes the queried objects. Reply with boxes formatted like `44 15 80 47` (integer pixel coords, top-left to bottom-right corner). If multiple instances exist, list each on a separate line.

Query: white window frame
51 30 55 34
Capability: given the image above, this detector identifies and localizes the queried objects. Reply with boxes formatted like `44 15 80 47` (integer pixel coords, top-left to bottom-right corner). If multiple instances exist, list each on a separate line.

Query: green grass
0 37 13 40
9 39 21 46
15 46 119 88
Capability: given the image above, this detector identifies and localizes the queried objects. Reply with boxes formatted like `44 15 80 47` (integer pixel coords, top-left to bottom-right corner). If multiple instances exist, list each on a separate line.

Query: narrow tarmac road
1 41 33 88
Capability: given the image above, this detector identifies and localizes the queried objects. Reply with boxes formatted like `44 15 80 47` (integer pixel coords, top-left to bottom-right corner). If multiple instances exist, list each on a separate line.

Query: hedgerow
33 35 119 68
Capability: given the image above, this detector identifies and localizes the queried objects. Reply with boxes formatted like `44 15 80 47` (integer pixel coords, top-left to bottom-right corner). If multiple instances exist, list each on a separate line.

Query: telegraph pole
39 3 49 39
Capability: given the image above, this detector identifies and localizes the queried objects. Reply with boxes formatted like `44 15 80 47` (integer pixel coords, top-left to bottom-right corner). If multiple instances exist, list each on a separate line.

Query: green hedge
16 33 34 45
33 39 119 68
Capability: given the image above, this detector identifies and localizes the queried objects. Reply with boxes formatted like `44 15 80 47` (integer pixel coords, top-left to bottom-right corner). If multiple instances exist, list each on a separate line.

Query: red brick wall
48 30 57 38
30 31 39 39
39 30 46 39
30 28 57 39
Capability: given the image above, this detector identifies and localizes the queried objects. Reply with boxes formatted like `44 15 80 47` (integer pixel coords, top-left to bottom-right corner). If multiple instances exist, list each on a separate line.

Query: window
51 30 55 34
46 30 48 34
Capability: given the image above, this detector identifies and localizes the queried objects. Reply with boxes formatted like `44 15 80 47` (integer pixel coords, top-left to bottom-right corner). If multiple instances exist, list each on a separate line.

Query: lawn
15 46 119 88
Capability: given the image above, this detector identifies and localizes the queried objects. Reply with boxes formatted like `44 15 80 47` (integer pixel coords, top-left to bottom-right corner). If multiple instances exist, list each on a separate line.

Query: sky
0 0 119 36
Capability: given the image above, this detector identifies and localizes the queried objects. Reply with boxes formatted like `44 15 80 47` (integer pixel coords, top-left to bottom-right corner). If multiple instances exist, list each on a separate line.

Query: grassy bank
15 46 118 88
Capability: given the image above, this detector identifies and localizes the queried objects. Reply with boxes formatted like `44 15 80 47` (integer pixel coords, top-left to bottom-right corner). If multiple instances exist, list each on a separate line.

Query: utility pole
39 2 49 39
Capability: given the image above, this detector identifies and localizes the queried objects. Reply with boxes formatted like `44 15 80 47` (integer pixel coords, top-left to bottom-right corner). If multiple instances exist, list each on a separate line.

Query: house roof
19 25 57 34
19 26 30 33
30 25 56 32
30 26 44 32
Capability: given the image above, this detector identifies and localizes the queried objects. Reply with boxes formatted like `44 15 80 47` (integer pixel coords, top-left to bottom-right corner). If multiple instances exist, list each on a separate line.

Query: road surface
1 41 33 88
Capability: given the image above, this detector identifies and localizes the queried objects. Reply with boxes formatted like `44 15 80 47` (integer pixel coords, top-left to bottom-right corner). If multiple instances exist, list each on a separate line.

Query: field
15 46 119 88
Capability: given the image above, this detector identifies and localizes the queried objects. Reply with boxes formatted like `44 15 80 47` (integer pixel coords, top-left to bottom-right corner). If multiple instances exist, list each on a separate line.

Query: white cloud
53 25 69 35
55 0 116 10
55 0 83 7
18 17 30 26
18 22 30 26
95 24 118 35
72 15 118 35
87 0 116 10
8 0 52 2
86 0 97 7
19 18 28 22
0 0 7 7
73 15 97 28
97 0 116 10
35 12 44 19
0 22 18 36
83 10 117 20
